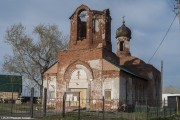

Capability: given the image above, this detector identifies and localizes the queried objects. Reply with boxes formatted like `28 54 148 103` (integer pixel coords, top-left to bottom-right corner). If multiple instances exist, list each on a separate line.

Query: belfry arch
77 10 88 40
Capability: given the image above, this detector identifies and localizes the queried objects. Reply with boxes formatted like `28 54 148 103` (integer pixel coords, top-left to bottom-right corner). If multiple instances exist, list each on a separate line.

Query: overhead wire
148 14 177 63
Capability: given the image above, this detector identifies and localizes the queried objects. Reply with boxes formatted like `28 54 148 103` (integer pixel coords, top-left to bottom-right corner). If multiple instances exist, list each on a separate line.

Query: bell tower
69 5 112 51
116 19 131 57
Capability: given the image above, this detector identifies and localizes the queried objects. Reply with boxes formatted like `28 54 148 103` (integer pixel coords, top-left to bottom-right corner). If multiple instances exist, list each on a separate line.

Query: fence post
102 96 105 120
176 96 179 115
163 98 165 118
62 94 65 118
146 97 148 120
30 87 34 118
78 92 80 120
43 88 47 117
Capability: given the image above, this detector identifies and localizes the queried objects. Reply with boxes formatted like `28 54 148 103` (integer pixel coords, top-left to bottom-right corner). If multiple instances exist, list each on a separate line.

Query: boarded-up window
105 90 111 100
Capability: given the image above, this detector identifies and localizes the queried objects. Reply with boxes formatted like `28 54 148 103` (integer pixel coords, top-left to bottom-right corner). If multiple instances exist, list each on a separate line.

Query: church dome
116 21 131 39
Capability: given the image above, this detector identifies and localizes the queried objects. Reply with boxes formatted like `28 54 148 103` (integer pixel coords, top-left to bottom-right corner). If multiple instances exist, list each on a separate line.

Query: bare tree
3 23 69 98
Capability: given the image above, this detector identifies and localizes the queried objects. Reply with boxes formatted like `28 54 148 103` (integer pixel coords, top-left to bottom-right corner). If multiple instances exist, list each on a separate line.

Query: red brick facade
43 5 161 109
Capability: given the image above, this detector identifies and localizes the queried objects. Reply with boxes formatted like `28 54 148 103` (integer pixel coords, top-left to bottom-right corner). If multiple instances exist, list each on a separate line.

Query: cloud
0 0 180 88
133 29 146 37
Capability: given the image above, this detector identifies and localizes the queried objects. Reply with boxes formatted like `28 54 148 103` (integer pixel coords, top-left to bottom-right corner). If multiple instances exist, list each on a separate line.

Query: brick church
43 5 161 109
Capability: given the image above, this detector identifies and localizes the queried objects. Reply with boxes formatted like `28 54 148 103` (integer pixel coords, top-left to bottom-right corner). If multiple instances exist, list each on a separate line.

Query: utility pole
178 0 180 28
178 0 180 14
161 60 163 100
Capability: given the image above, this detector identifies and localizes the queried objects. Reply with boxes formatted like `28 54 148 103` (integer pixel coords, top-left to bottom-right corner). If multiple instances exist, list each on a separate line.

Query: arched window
78 10 87 40
120 41 124 51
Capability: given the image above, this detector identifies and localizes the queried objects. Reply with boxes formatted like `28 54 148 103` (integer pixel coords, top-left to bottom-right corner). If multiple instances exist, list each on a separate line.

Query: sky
0 0 180 88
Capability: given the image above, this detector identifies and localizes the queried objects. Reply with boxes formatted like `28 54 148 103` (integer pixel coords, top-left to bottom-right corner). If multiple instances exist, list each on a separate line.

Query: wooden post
10 76 14 115
30 87 34 118
163 98 165 118
78 92 80 120
146 96 148 120
43 88 47 117
102 96 105 120
176 96 179 115
178 0 180 28
161 61 163 103
62 94 65 118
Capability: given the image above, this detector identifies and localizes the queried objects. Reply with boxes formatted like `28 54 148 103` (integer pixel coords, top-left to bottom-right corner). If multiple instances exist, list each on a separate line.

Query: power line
148 14 177 63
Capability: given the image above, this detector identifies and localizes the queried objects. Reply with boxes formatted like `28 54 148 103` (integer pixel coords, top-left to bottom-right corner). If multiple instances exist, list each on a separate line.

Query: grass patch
42 112 180 120
0 103 41 113
149 115 180 120
42 112 130 120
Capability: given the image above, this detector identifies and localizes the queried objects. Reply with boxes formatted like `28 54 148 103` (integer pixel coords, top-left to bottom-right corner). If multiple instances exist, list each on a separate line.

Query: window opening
78 11 87 40
120 41 124 51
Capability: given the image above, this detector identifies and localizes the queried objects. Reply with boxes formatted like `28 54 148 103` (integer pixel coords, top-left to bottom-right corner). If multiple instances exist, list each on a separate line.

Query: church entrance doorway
67 65 93 108
70 88 87 108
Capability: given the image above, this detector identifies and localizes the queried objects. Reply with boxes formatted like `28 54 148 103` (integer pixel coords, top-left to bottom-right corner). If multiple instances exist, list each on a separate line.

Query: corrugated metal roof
0 75 22 92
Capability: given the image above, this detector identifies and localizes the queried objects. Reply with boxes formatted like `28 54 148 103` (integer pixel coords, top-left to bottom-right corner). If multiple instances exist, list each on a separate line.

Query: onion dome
116 20 131 39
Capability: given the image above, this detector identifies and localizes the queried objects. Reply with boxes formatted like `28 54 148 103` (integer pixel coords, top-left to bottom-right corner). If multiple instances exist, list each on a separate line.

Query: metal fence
0 87 43 118
43 96 180 120
0 88 179 120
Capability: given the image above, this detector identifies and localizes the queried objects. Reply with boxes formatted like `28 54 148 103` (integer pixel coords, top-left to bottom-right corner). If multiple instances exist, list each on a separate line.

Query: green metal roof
0 75 22 92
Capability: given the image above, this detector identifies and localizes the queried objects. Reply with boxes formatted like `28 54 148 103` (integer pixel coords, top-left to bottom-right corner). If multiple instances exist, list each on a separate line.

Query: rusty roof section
104 59 147 80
